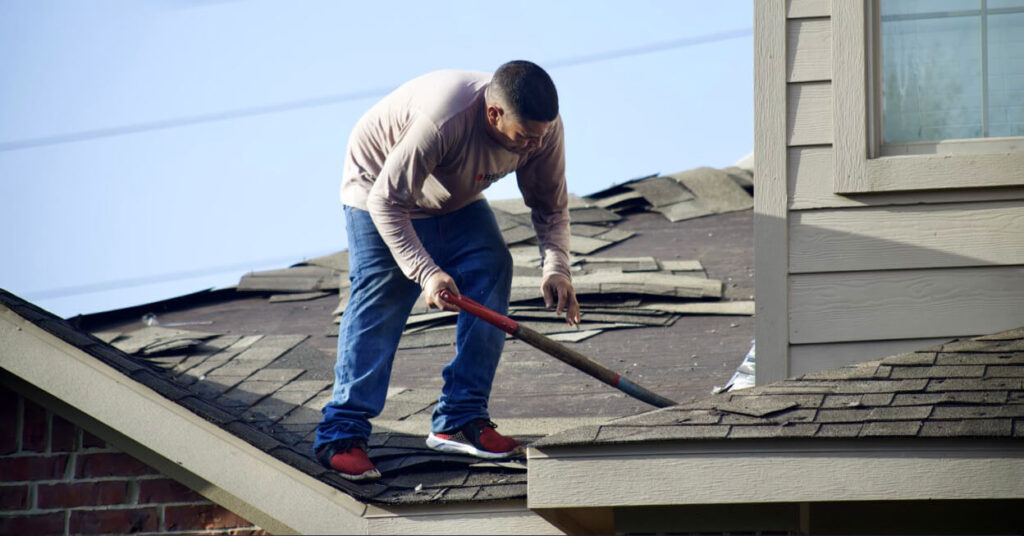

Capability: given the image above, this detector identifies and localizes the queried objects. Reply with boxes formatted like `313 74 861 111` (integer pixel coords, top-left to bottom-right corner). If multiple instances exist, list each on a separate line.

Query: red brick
0 512 66 536
50 415 77 453
38 481 129 508
0 484 30 510
0 455 68 481
69 507 158 534
165 504 251 531
82 430 106 449
74 452 158 478
0 388 18 455
21 400 47 452
138 478 203 503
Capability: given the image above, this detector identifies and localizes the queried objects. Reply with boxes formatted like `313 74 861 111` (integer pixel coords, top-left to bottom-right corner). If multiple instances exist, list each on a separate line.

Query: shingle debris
229 165 753 349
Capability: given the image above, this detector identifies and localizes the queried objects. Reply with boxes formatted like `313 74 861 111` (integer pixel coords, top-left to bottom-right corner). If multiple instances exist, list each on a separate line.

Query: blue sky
0 1 753 318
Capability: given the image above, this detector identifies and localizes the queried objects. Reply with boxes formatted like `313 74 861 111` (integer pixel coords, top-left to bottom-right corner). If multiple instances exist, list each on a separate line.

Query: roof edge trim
0 305 368 534
527 439 1024 509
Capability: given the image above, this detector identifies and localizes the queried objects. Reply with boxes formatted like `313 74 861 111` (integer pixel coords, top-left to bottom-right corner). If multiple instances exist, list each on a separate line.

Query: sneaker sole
426 433 521 459
335 468 381 481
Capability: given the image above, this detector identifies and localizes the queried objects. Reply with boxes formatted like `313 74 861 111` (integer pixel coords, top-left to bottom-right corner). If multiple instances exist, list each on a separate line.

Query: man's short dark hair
488 60 559 122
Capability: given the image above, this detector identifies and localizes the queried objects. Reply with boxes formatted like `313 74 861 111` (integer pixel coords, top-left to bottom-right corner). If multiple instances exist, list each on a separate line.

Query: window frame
833 0 1024 194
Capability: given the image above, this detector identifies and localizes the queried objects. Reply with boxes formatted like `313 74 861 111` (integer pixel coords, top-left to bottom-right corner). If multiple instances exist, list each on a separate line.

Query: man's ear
486 104 503 127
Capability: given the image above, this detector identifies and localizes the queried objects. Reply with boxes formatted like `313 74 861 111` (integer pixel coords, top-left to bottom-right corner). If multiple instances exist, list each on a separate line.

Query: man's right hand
424 271 461 312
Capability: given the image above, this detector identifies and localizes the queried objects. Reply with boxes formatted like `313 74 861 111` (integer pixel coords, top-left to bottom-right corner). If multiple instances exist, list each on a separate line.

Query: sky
0 0 754 319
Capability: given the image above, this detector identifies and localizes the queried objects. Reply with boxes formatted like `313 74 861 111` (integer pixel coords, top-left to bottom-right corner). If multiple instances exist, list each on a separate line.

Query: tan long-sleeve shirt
340 70 571 287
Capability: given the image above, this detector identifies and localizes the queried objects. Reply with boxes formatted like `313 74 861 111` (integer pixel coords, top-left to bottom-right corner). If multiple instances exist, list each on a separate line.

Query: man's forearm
366 193 441 288
532 208 572 279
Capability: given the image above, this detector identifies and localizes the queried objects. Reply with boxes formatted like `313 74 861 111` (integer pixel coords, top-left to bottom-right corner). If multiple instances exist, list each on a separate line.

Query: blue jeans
314 200 513 450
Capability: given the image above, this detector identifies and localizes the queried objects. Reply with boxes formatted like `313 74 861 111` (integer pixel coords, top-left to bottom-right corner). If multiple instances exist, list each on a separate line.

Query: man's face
486 106 552 155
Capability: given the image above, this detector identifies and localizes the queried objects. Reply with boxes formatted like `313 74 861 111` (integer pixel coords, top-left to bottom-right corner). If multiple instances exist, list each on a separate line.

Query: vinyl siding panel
789 338 951 377
787 19 831 82
789 267 1024 344
789 201 1024 273
786 0 830 19
787 82 832 146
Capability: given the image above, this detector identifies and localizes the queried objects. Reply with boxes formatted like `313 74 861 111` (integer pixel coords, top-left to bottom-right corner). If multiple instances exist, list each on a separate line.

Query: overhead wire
23 253 335 300
20 27 753 301
0 27 752 153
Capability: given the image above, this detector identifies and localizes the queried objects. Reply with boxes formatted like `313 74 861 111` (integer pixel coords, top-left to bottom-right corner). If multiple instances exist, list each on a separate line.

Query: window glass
987 12 1024 137
880 0 1024 143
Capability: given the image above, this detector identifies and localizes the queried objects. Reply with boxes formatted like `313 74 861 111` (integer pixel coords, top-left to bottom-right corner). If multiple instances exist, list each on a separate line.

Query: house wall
0 384 266 536
756 0 1024 381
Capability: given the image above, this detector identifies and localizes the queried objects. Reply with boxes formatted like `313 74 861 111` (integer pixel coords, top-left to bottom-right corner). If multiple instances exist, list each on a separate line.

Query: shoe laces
474 418 498 430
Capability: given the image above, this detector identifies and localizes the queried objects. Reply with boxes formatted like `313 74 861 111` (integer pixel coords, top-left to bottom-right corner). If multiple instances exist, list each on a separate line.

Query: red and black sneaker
316 438 381 481
426 419 523 459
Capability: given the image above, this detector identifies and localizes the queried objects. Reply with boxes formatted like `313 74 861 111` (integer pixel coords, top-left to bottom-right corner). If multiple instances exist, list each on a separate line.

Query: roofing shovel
439 290 677 409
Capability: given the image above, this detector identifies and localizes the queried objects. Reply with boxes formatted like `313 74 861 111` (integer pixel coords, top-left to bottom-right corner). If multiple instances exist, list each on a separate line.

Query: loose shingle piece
107 326 220 356
238 265 345 293
534 327 1024 447
585 166 754 222
331 255 725 349
307 170 756 348
239 164 752 349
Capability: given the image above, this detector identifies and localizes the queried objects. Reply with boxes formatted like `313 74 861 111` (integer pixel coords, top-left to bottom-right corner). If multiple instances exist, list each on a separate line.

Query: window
878 0 1024 153
832 0 1024 193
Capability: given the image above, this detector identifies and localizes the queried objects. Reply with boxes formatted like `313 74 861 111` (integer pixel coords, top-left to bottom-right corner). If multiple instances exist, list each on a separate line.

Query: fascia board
0 306 367 535
364 500 561 535
527 440 1024 509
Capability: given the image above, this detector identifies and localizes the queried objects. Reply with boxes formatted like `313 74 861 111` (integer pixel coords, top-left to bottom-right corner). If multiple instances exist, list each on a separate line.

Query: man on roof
314 61 580 480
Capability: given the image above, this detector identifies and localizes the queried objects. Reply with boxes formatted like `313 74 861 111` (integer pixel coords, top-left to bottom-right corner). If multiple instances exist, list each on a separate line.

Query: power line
24 252 334 300
0 27 752 153
545 27 751 69
0 87 393 152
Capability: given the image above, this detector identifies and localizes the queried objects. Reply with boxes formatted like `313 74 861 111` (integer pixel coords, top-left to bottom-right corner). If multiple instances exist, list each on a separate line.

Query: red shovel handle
439 289 676 408
439 290 519 334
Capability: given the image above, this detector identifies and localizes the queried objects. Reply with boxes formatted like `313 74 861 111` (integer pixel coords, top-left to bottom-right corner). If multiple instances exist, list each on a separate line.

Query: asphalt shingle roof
0 288 529 504
534 327 1024 447
7 165 759 506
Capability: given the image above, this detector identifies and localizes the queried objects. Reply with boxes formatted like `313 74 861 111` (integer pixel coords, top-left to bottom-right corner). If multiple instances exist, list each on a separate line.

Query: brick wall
0 384 268 535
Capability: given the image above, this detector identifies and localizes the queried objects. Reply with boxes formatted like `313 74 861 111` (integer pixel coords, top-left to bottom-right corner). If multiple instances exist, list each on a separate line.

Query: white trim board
365 501 560 535
787 146 1024 210
528 440 1024 509
754 0 792 384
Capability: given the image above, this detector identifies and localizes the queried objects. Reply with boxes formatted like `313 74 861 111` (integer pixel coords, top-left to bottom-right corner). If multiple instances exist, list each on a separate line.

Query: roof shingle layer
0 289 527 505
534 329 1024 447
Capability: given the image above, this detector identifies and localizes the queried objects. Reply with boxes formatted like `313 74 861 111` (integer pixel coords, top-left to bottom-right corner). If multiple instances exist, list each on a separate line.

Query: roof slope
535 327 1024 447
41 166 756 507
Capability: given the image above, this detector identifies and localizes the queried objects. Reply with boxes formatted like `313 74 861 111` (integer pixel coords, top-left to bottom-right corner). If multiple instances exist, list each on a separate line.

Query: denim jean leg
314 206 421 451
429 201 513 433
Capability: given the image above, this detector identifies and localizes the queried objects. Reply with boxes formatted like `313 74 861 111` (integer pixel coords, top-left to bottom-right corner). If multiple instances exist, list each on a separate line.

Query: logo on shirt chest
475 171 508 183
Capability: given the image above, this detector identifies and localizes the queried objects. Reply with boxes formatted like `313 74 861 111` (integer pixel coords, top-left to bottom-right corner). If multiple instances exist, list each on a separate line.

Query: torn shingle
109 326 219 356
713 397 800 418
625 176 696 207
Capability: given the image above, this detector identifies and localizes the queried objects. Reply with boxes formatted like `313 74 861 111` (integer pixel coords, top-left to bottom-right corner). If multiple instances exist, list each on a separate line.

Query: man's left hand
541 273 580 326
